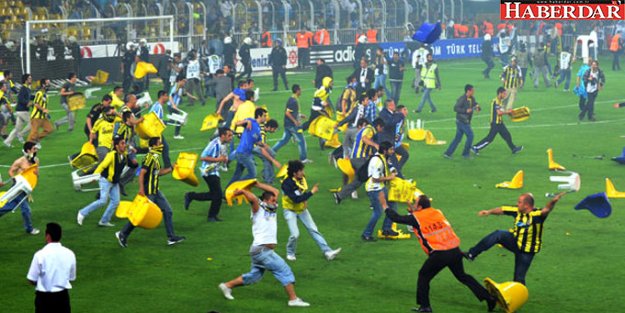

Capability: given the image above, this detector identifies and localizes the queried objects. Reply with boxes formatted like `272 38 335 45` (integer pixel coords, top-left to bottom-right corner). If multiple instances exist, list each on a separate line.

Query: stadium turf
1 57 624 312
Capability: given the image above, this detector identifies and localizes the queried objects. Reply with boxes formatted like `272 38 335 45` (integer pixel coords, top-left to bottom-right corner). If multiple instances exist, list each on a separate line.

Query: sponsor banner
238 47 299 72
47 41 179 60
309 38 500 64
500 0 625 20
310 45 359 65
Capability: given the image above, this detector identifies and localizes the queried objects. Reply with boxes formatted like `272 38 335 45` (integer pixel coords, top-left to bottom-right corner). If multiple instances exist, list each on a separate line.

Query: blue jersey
236 118 261 155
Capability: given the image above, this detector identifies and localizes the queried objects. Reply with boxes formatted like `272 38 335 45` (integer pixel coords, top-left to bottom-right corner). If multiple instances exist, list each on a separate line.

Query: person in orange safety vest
261 29 272 48
314 28 330 45
296 27 313 69
610 30 622 71
383 194 496 313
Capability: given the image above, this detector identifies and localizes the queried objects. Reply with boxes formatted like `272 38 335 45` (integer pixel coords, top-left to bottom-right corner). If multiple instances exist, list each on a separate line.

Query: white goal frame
25 15 175 74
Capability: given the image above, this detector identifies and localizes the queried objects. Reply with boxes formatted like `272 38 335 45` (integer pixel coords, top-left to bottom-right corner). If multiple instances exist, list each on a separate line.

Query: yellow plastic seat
225 179 257 206
510 106 530 122
67 92 86 111
388 177 418 203
126 194 163 229
200 113 223 131
172 152 199 187
70 142 98 171
115 201 133 218
135 112 166 140
134 61 158 79
496 170 524 189
605 177 625 199
547 148 566 171
91 70 109 85
484 277 529 313
425 130 446 145
307 115 337 141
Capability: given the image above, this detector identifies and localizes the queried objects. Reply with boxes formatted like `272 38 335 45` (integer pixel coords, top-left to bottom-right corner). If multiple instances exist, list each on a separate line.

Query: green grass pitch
1 57 624 312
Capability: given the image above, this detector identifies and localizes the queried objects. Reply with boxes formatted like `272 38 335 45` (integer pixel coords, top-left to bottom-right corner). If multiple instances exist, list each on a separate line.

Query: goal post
25 15 175 77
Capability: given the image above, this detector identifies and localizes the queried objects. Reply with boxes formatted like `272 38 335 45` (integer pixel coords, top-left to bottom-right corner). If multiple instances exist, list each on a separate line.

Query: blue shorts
242 246 295 286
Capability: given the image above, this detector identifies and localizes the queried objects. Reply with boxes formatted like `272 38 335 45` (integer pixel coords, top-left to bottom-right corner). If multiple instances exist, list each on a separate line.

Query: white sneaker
29 228 40 235
98 221 115 227
301 159 313 164
351 191 358 199
173 135 185 140
324 248 342 261
218 283 234 300
286 254 296 261
77 212 85 226
288 297 310 307
3 141 11 148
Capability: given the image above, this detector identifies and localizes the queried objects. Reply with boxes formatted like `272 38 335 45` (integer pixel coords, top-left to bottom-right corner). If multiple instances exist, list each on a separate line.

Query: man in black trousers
185 127 233 221
472 87 523 155
269 39 289 91
384 195 496 312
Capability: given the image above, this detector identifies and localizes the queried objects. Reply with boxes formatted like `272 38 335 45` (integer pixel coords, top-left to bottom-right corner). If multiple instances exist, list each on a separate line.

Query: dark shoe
333 193 342 205
208 217 223 222
184 193 191 210
471 146 480 155
430 109 437 113
414 109 422 114
272 87 278 91
486 296 497 312
167 236 186 246
589 117 596 122
361 235 377 242
115 231 127 248
412 307 433 312
462 250 475 261
382 230 399 237
512 146 524 154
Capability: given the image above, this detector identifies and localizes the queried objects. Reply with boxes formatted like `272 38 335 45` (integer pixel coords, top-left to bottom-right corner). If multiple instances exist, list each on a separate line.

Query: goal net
25 15 175 84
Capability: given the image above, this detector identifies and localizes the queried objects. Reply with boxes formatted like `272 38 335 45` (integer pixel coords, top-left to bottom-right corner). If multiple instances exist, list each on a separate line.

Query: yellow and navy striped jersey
489 97 504 124
94 150 127 183
502 65 522 89
142 151 161 195
30 89 48 119
351 125 376 159
503 206 545 253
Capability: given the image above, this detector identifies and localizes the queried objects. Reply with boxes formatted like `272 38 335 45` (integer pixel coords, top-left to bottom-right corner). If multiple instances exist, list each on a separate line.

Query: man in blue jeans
272 84 311 163
77 136 129 227
444 84 480 159
281 160 341 261
0 141 41 235
464 192 565 285
228 108 266 186
362 141 397 241
218 181 310 307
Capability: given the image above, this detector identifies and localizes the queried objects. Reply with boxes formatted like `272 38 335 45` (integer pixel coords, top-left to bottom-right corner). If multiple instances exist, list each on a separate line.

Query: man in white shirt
185 51 205 106
218 181 310 307
27 223 76 313
362 141 396 241
555 46 572 91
